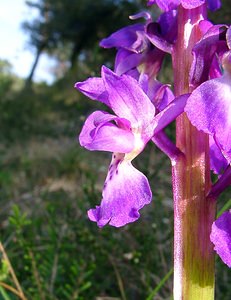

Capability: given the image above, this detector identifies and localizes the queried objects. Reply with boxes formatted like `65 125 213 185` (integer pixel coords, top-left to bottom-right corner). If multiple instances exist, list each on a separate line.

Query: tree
23 0 142 83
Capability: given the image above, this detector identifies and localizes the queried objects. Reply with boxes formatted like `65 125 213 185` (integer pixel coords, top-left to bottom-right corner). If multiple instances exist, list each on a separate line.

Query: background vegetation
0 0 230 299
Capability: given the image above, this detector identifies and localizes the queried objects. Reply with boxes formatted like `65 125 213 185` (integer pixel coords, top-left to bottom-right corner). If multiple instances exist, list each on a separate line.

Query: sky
0 0 55 83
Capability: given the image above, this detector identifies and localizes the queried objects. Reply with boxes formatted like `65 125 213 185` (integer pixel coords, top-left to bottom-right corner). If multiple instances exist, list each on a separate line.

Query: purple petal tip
210 211 231 268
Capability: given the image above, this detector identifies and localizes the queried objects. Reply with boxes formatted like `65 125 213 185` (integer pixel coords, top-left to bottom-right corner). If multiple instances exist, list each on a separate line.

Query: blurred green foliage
0 0 231 299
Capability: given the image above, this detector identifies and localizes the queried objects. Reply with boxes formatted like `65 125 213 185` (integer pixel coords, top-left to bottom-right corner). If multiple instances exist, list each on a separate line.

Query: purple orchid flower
185 51 231 164
100 11 177 79
190 23 228 88
100 14 151 77
186 27 231 163
187 24 230 175
147 0 221 12
75 66 187 227
210 210 231 267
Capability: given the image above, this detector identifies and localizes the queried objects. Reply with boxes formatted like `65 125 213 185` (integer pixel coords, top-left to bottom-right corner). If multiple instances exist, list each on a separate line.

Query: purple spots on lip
108 160 120 180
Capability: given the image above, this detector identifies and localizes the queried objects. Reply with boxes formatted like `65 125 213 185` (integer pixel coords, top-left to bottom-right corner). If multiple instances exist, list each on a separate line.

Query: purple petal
141 48 165 78
114 49 142 75
185 74 231 163
75 77 109 106
147 0 218 11
88 154 152 227
79 111 134 153
152 83 175 111
209 136 229 175
147 0 180 11
138 73 149 95
100 24 147 53
101 66 156 128
199 20 214 35
210 211 231 268
153 94 189 134
147 0 156 6
146 22 173 54
139 75 174 110
181 0 205 9
158 10 177 37
146 11 177 54
207 0 221 11
123 68 140 80
76 67 156 131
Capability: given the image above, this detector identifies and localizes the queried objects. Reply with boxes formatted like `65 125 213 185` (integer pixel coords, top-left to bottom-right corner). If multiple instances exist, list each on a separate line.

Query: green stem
172 5 216 300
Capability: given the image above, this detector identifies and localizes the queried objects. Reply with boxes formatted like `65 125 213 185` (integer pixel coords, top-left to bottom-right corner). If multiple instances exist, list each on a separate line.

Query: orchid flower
76 66 187 227
190 23 229 87
185 27 231 165
100 11 177 79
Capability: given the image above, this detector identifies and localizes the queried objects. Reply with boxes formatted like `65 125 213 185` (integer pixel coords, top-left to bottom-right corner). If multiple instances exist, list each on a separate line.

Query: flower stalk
172 5 216 299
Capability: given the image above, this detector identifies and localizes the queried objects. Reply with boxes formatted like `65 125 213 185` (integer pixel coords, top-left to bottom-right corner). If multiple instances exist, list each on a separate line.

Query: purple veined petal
114 49 142 76
76 66 156 128
181 0 205 9
101 66 156 127
185 74 231 163
207 0 221 11
100 24 146 53
209 136 229 175
75 77 109 106
153 94 189 134
210 210 231 268
79 111 134 153
88 154 152 227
